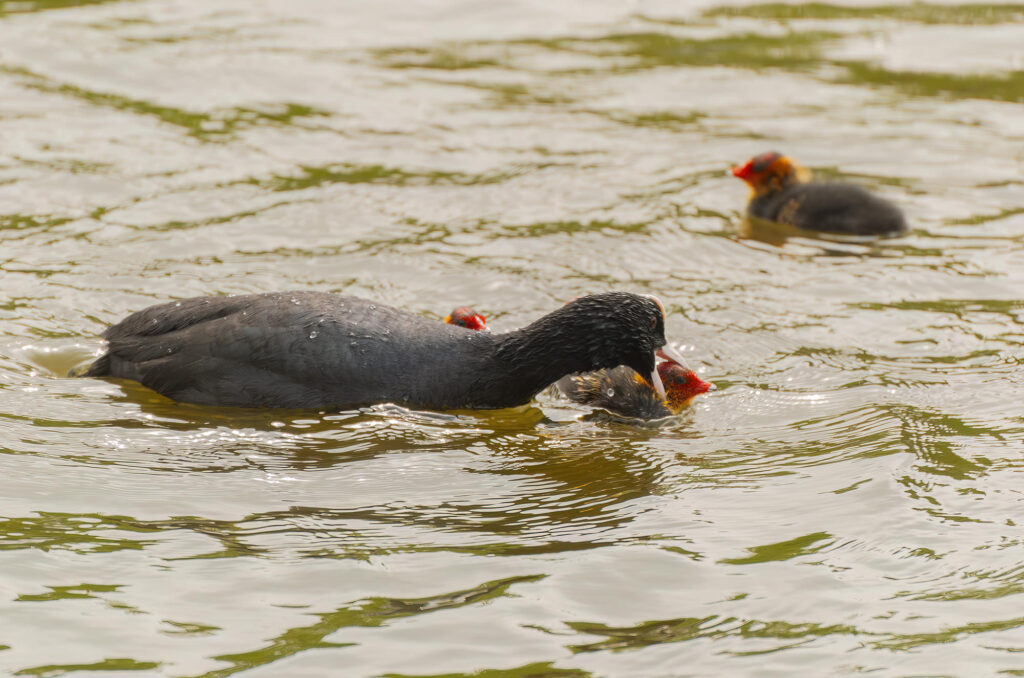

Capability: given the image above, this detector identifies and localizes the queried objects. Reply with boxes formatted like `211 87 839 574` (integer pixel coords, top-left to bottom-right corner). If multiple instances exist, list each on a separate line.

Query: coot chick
732 151 906 236
84 291 677 411
556 356 713 419
443 306 487 331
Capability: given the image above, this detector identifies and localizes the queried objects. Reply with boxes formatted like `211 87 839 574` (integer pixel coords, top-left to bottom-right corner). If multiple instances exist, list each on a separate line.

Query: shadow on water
736 215 906 255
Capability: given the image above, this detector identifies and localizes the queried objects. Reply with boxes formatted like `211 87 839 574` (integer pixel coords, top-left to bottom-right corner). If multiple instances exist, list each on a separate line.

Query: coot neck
488 307 623 405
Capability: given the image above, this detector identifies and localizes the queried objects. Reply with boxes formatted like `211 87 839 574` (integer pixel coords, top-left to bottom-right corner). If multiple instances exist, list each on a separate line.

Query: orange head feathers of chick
731 151 809 195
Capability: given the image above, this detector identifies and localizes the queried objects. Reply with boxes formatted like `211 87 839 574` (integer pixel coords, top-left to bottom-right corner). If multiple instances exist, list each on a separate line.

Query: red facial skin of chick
444 307 487 331
658 362 713 413
632 362 712 414
731 151 807 196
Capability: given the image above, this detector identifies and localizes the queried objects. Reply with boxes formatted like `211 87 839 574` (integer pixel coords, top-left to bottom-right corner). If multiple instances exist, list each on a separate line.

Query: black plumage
83 291 671 411
733 151 906 236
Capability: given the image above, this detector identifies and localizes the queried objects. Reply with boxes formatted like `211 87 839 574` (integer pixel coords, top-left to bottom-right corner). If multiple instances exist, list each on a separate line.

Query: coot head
444 306 488 331
731 151 804 193
549 292 686 399
658 359 714 413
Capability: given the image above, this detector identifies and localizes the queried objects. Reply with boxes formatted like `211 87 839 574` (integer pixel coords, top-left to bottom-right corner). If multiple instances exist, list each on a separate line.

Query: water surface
2 1 1024 676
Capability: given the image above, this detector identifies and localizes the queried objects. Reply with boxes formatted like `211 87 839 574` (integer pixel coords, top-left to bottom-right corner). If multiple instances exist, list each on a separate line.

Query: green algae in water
837 61 1024 103
703 3 1024 25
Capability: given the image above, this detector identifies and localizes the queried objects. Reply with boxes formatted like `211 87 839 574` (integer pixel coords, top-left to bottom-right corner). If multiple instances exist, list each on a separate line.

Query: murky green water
2 1 1024 675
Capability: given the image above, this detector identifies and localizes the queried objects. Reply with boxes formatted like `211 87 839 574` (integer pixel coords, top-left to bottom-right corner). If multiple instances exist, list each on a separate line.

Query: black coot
732 151 906 236
84 291 675 410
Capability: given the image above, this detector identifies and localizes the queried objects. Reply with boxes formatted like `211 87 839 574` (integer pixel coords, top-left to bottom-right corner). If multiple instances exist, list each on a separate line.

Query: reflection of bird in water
732 151 906 237
446 307 712 419
83 291 677 411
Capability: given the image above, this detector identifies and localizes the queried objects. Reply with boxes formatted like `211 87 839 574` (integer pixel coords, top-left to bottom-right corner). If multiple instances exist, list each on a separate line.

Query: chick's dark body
749 182 906 236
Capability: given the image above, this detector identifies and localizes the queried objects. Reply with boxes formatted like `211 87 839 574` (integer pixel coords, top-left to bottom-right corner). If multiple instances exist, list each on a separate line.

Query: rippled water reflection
3 0 1024 676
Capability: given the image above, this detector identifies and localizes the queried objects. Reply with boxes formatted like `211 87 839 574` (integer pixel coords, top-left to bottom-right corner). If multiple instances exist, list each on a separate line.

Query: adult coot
732 151 906 236
444 309 711 419
84 291 678 410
